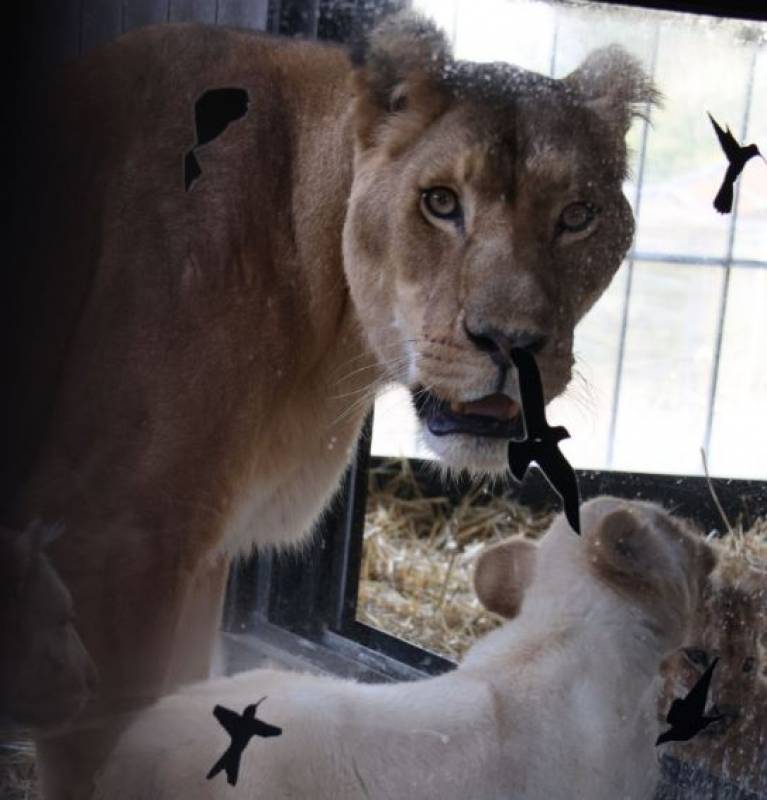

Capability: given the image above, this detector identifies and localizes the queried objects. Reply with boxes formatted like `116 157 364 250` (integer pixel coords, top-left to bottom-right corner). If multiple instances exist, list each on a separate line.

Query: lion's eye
683 648 710 669
422 187 462 221
559 201 598 233
742 656 756 674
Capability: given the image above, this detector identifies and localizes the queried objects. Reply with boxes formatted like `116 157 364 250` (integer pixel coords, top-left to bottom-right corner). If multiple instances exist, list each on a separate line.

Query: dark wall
13 0 269 78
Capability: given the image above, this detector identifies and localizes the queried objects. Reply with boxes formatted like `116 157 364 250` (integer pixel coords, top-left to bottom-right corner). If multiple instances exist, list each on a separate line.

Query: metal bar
335 621 455 677
450 0 459 50
702 44 759 457
548 4 560 77
633 252 767 270
606 20 662 468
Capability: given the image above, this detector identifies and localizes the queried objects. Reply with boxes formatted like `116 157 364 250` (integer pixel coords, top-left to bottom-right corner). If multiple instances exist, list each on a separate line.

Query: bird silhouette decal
206 698 282 786
185 87 250 191
708 112 763 214
507 348 581 535
656 657 723 746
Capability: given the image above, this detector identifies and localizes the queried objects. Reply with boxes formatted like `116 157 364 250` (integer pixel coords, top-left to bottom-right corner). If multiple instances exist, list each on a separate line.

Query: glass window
371 0 767 481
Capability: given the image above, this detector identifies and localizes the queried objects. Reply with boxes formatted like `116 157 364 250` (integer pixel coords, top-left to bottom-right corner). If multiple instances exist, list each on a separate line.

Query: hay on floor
358 459 554 660
358 458 767 661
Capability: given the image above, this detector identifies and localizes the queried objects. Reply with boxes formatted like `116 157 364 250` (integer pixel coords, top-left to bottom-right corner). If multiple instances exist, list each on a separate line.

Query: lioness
6 12 656 798
91 498 715 800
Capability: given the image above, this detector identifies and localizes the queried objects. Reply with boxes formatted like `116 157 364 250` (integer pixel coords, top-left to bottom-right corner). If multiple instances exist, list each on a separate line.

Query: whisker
330 337 420 370
328 362 426 432
333 354 412 387
327 381 388 431
330 341 405 370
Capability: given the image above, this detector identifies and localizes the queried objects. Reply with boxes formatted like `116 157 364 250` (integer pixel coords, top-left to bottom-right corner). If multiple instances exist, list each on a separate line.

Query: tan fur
658 557 766 794
0 524 97 729
92 498 712 800
6 13 656 797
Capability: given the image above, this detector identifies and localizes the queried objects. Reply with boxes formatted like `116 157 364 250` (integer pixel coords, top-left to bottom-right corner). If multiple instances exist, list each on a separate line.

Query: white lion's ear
474 537 538 619
588 508 653 587
350 11 452 150
564 45 661 137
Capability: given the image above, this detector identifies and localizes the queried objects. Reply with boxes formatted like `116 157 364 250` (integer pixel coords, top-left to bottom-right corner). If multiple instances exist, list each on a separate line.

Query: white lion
93 497 715 800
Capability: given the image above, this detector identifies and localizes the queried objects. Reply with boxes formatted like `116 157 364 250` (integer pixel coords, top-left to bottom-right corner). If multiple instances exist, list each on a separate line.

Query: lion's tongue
422 390 523 438
451 394 519 420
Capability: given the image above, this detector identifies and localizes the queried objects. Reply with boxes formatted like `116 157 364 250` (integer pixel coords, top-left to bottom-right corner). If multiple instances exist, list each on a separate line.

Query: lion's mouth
412 387 524 439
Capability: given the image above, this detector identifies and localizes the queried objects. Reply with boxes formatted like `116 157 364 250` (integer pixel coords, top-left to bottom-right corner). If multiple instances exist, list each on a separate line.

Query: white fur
92 498 694 800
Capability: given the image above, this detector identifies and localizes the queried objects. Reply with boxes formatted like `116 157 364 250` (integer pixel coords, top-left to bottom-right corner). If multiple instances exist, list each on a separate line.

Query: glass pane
546 262 630 469
733 45 767 263
708 266 767 479
372 2 767 480
453 0 557 74
609 261 724 476
633 20 754 260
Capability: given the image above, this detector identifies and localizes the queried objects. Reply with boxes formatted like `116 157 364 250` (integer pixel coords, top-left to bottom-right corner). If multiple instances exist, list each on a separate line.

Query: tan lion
6 12 656 798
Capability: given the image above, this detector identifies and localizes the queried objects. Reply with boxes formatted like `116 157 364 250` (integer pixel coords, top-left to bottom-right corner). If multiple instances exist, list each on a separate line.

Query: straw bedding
358 459 554 660
358 458 767 662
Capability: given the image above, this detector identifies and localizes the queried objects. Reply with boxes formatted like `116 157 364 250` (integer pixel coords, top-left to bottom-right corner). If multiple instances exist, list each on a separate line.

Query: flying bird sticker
656 657 723 746
207 698 282 786
708 112 763 214
185 87 250 191
507 348 581 535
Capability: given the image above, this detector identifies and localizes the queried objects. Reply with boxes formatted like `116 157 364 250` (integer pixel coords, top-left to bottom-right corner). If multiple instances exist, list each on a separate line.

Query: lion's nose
463 323 547 367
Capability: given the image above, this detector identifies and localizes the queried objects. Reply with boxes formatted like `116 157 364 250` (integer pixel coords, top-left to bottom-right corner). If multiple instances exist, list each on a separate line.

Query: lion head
342 14 658 474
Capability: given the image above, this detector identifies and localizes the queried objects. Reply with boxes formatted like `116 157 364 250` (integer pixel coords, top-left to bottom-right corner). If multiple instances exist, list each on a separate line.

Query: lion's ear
588 508 656 590
564 45 660 137
474 537 538 619
350 12 452 151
